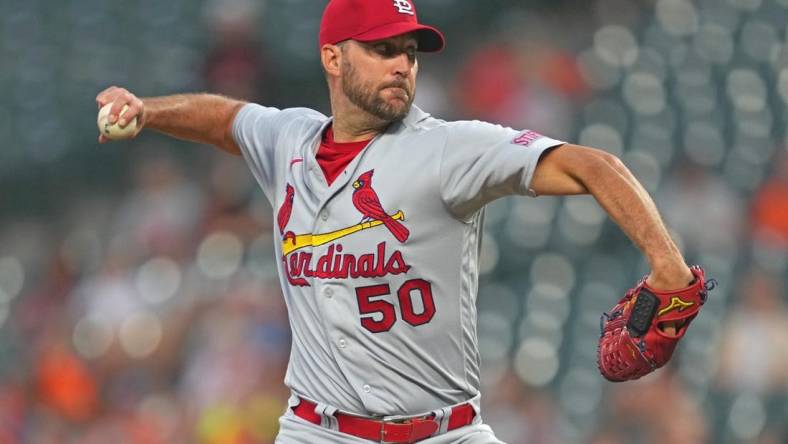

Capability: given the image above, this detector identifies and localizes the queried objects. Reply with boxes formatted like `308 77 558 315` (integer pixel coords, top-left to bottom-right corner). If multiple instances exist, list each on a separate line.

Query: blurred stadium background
1 0 788 442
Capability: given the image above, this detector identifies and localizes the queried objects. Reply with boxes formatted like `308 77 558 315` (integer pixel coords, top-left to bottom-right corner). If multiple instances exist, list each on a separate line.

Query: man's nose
392 53 414 77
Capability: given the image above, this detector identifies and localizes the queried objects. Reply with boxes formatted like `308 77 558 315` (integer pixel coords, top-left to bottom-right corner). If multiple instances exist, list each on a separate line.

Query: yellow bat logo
657 296 694 317
282 210 405 256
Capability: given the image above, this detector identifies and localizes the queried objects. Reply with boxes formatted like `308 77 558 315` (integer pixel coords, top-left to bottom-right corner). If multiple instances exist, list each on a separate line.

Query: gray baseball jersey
233 104 564 418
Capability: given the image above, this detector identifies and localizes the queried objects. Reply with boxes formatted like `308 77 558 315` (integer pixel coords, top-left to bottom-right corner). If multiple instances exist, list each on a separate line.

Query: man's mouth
381 82 408 91
382 86 409 99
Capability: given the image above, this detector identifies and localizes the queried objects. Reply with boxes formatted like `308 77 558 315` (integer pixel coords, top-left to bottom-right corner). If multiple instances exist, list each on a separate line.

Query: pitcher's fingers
108 92 133 124
119 98 144 127
660 320 679 337
96 86 120 108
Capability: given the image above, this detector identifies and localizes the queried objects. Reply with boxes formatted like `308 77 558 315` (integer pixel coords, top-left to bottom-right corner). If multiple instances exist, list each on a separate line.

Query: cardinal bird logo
277 184 297 244
351 170 410 243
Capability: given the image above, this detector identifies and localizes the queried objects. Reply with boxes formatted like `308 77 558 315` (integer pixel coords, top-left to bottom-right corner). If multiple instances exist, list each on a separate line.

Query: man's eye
371 43 417 61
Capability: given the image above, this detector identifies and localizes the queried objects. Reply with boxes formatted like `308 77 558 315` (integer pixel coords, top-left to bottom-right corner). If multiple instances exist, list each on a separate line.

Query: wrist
646 261 693 291
140 98 157 129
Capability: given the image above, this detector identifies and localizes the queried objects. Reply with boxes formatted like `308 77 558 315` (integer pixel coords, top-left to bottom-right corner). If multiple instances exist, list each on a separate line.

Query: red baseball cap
319 0 445 52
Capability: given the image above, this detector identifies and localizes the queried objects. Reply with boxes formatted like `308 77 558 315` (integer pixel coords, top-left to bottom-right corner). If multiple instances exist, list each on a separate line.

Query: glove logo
657 296 694 317
598 265 712 382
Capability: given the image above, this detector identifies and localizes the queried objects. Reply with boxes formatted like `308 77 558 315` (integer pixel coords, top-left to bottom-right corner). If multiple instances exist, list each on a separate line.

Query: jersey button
324 287 333 298
362 384 371 393
338 338 347 348
320 210 329 221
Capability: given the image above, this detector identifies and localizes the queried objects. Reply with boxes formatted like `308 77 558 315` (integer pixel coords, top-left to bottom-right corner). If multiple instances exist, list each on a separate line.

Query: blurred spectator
15 255 77 345
203 0 269 102
714 269 788 395
751 153 788 271
200 153 265 239
482 370 562 444
658 163 745 255
752 153 788 245
452 30 585 137
587 427 626 444
595 369 708 444
112 154 204 259
35 344 98 422
453 43 526 125
186 282 289 444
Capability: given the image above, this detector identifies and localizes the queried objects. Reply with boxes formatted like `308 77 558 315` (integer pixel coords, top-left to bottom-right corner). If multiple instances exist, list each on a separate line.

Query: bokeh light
656 0 699 37
728 393 767 440
0 256 24 302
197 231 244 279
135 257 182 305
727 69 767 113
694 24 735 64
60 229 103 274
530 253 575 293
72 315 114 360
577 49 622 91
623 73 666 116
479 232 500 275
119 312 163 359
593 25 639 68
514 338 559 387
578 124 623 157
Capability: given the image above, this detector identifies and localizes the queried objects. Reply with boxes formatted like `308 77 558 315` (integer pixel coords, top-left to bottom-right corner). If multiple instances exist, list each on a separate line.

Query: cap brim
352 22 445 52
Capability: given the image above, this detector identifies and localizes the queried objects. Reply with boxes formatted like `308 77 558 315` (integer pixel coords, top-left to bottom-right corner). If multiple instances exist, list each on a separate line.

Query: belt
292 397 476 443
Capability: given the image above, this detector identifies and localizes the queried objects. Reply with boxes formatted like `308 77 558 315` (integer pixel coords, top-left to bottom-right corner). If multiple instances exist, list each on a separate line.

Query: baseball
97 103 138 140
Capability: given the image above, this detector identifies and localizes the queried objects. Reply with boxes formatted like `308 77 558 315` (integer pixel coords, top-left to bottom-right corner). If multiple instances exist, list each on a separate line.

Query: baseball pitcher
95 0 713 442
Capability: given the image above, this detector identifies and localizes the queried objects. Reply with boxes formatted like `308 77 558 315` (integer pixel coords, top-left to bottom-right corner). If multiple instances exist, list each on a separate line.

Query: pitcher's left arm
529 144 693 296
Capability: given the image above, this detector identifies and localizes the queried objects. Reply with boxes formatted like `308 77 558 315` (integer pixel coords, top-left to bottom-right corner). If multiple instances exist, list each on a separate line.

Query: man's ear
321 44 343 77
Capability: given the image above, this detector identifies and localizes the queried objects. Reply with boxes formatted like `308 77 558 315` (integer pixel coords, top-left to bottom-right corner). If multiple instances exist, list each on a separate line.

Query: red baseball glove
597 265 715 382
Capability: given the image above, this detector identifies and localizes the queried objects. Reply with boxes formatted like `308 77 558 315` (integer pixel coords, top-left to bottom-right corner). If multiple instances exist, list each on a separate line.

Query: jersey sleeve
232 104 325 201
232 103 284 197
439 120 565 219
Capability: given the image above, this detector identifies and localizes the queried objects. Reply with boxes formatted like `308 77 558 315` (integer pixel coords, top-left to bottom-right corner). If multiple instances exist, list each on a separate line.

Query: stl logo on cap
393 0 415 15
319 0 445 52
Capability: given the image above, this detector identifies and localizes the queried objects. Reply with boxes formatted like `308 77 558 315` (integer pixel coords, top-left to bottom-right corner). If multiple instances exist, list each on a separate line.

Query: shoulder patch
512 130 543 147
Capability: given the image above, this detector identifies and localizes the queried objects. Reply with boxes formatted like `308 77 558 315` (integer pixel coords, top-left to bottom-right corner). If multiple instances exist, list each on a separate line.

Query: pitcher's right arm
95 86 246 155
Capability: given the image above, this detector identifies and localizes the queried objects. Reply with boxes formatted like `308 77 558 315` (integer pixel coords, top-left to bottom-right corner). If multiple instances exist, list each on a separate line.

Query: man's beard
341 58 414 123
